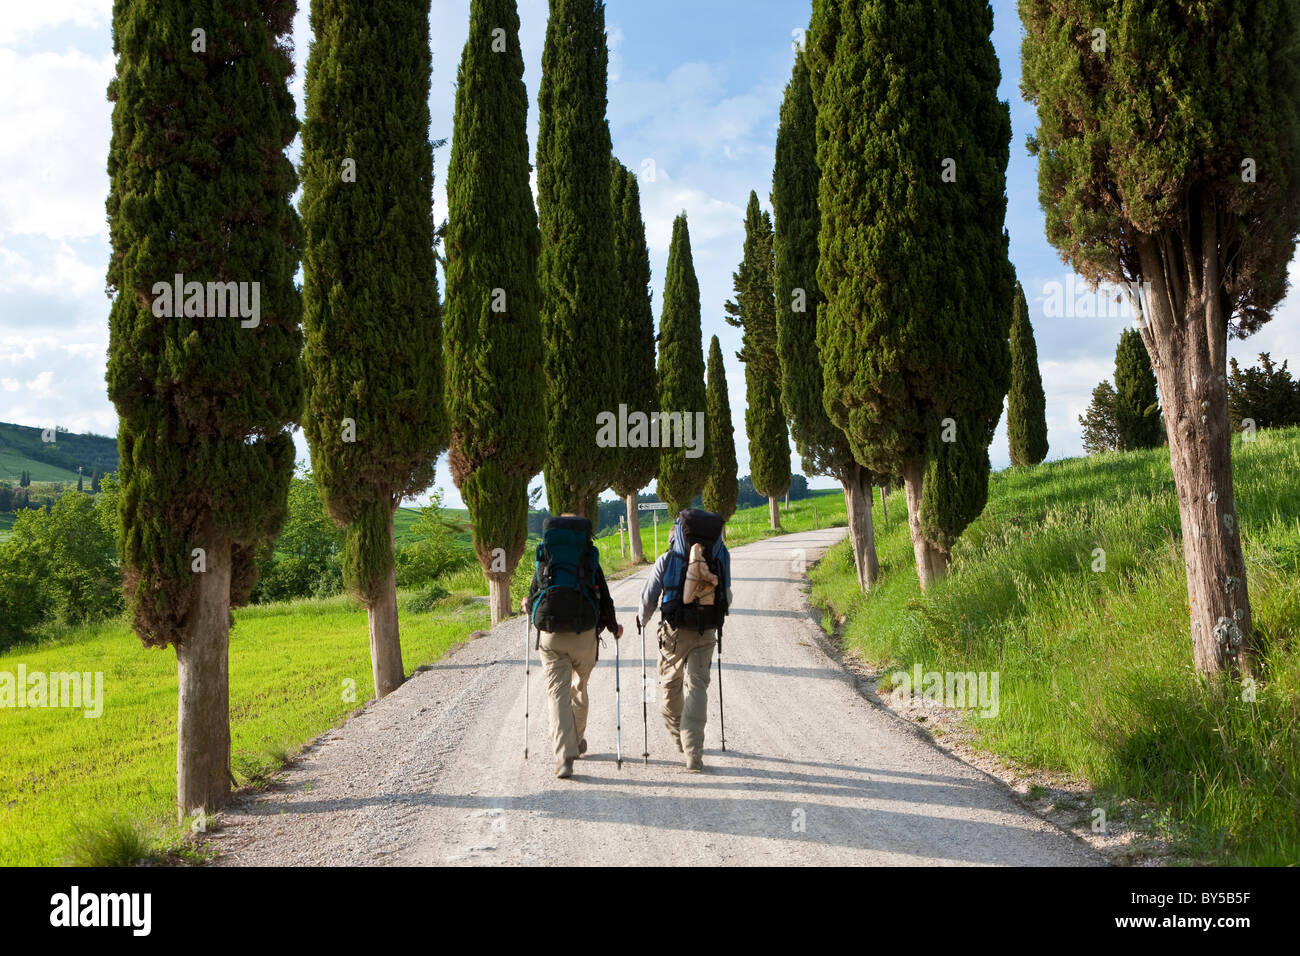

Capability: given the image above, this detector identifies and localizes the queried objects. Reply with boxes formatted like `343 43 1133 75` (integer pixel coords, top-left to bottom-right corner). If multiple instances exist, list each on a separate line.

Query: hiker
638 509 731 771
522 513 622 779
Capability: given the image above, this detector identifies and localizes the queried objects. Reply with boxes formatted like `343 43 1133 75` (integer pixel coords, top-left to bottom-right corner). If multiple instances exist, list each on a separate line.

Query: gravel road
212 528 1103 866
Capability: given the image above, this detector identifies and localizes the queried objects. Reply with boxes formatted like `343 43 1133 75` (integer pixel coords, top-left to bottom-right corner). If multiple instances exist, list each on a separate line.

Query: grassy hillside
809 427 1300 866
0 421 117 482
0 446 83 485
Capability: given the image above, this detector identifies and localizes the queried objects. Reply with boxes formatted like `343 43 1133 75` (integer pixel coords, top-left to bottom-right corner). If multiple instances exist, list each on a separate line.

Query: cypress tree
1113 328 1162 451
773 51 878 588
656 214 709 514
536 0 619 517
1007 281 1049 466
703 335 738 522
725 191 789 530
609 159 658 562
444 0 546 624
300 0 448 698
1080 380 1121 454
105 0 302 813
1021 0 1300 676
810 0 1012 588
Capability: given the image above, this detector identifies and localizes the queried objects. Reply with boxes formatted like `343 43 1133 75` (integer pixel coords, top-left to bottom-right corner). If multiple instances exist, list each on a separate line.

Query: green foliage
252 470 345 604
445 0 546 576
1080 381 1122 455
726 192 789 500
299 0 448 601
703 336 738 520
810 0 1012 497
395 490 475 588
920 425 991 552
656 215 709 514
1114 329 1162 450
1228 353 1300 431
1007 282 1049 466
105 0 303 647
536 0 619 514
610 158 659 499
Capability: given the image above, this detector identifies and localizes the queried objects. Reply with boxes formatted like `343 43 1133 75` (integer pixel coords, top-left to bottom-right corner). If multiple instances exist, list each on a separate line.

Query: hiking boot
555 758 574 779
578 738 587 757
685 754 704 772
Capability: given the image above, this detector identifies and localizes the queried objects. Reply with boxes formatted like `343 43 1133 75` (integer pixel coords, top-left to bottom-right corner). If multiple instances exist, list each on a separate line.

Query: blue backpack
531 516 600 635
661 509 729 630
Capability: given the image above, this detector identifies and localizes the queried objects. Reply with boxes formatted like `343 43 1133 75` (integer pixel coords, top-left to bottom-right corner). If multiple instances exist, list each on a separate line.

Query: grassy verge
0 586 492 866
808 427 1300 866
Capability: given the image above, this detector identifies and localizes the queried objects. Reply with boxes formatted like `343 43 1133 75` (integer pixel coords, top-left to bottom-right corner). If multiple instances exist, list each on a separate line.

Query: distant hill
0 422 118 484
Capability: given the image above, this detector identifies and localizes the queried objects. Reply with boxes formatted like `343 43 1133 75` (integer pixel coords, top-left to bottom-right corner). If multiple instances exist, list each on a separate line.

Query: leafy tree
0 483 12 512
703 335 738 522
1114 328 1163 450
105 0 303 813
536 0 619 516
252 470 345 604
1079 381 1122 455
726 191 789 529
656 214 709 514
1007 281 1049 465
1228 353 1300 431
609 158 659 561
445 0 547 622
300 0 448 697
395 490 475 588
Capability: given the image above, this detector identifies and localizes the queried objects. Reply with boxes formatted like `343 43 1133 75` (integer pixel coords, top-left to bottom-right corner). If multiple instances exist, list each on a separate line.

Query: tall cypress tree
536 0 619 517
609 159 658 562
1007 281 1049 466
300 0 448 698
445 0 545 624
657 214 709 514
703 335 738 522
773 51 878 588
105 0 302 813
725 191 789 529
1113 328 1162 451
810 0 1012 588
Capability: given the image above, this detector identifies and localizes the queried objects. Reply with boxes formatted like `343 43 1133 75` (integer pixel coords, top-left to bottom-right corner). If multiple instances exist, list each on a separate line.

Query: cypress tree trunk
366 507 403 698
487 572 513 628
841 464 879 589
768 495 780 530
902 460 934 590
176 534 232 817
626 494 644 564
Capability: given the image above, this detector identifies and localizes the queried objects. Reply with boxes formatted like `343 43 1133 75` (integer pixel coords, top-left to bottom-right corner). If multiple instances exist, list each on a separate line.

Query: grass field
0 447 82 484
809 427 1300 866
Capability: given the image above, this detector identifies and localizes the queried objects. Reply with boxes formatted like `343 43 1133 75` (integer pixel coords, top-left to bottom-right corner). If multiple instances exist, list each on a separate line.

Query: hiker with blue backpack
522 514 622 780
638 509 732 772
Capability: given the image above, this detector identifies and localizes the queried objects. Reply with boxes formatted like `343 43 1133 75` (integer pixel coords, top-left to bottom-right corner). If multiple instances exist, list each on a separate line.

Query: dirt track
212 528 1102 866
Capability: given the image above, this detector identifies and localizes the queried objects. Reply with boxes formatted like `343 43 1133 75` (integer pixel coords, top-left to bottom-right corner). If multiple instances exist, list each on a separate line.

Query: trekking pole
716 621 726 752
638 615 649 765
614 627 623 769
524 617 531 760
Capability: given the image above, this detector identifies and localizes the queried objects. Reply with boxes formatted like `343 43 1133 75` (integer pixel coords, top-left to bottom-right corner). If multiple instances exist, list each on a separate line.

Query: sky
1 0 1297 510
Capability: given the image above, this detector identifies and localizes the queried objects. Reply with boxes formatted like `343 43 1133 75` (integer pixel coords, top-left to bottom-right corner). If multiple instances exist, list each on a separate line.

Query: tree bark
902 459 933 591
768 495 780 530
626 493 644 564
1136 204 1253 677
368 507 404 699
841 465 879 590
928 545 950 581
487 571 512 627
176 533 232 819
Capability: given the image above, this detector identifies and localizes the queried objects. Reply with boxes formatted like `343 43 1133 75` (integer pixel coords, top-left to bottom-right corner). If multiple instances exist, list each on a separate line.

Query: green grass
809 427 1300 866
0 588 491 866
0 446 82 484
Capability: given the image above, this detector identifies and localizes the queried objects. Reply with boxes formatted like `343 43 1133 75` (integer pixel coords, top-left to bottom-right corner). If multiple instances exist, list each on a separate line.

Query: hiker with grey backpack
522 513 622 780
638 509 732 772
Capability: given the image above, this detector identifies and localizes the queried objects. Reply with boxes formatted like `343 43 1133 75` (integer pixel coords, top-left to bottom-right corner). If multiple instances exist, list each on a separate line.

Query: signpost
639 501 669 557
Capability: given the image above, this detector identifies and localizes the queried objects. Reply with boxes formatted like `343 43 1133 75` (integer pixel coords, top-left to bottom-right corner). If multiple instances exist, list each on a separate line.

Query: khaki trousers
657 623 716 761
537 627 599 766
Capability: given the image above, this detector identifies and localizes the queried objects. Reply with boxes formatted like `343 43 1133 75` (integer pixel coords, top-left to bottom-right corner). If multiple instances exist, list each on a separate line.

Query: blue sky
2 1 1296 510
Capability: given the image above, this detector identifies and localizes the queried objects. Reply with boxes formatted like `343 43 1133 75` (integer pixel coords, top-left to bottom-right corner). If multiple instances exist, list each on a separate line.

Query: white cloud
0 0 109 45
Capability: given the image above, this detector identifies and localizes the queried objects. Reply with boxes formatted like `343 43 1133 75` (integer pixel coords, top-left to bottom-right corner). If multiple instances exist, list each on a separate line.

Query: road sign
638 502 669 511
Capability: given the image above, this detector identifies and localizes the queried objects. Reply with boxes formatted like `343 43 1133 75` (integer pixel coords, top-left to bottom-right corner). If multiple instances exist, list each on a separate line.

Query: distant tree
725 191 789 529
536 0 619 517
395 490 475 588
703 335 739 522
609 158 658 561
1114 329 1163 450
91 471 101 494
0 483 12 512
1080 381 1122 455
656 214 710 514
252 470 346 604
77 473 84 493
444 0 547 623
1228 353 1300 431
1007 281 1049 466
